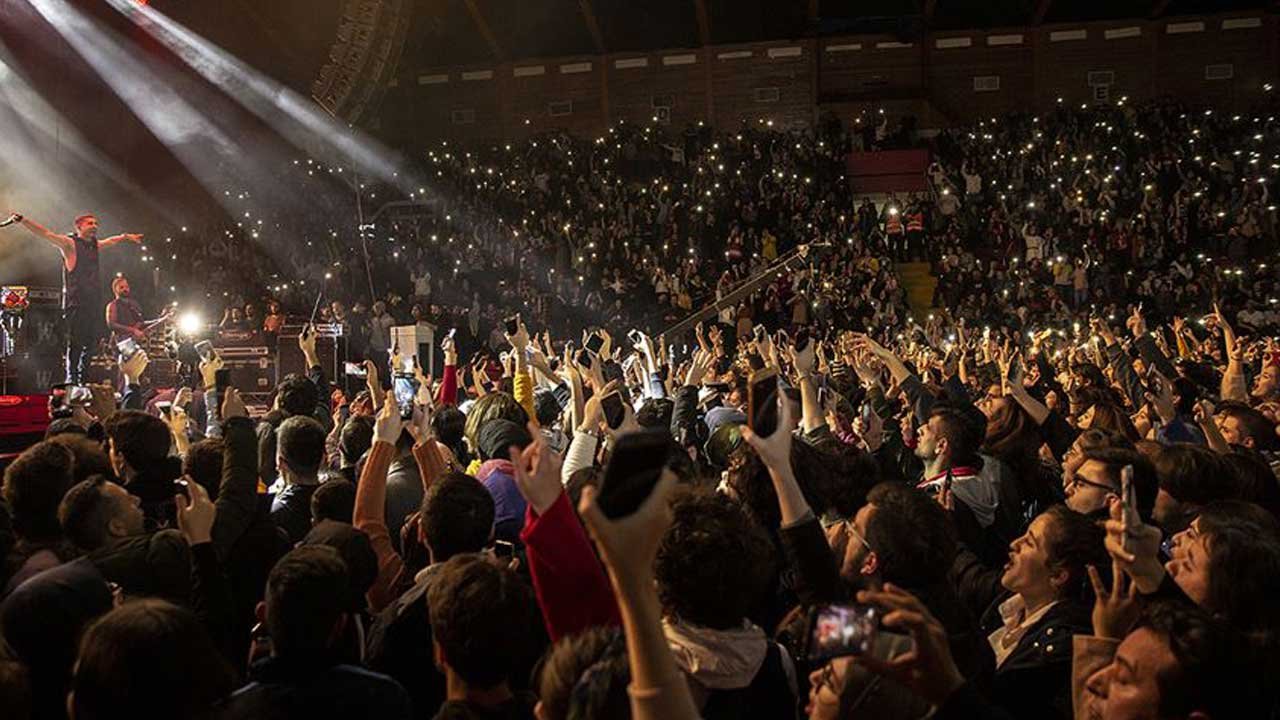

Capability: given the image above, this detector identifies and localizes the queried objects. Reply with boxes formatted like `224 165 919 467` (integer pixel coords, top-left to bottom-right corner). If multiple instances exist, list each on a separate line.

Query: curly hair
655 489 776 630
724 438 842 528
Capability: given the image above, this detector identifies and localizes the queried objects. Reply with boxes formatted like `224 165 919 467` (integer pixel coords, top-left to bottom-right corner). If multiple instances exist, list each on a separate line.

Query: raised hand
1102 496 1164 594
509 422 565 515
740 385 797 471
373 393 403 445
121 350 149 386
175 477 216 546
1087 560 1141 640
199 353 223 390
578 468 679 592
1125 305 1147 339
683 348 714 387
852 584 966 705
222 387 247 419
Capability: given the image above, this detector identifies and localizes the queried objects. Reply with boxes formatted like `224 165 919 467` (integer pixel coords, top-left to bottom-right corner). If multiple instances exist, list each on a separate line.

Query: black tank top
63 233 101 310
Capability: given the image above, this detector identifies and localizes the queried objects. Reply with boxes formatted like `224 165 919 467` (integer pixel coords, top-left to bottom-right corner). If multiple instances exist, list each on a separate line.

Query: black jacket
215 655 412 720
978 594 1092 720
365 567 447 718
699 642 796 720
215 416 292 672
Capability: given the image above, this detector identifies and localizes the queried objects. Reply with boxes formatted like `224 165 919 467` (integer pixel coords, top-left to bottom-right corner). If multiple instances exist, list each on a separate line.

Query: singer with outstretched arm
4 211 142 383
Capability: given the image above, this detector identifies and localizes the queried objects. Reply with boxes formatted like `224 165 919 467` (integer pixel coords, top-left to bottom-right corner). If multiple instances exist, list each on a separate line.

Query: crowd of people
2 95 1280 720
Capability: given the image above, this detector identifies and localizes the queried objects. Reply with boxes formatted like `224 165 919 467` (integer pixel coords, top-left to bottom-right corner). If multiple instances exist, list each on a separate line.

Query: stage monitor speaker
276 333 344 387
220 352 275 393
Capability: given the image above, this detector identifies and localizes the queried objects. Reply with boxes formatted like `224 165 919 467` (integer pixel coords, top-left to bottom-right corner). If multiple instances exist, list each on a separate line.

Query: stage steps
897 261 937 318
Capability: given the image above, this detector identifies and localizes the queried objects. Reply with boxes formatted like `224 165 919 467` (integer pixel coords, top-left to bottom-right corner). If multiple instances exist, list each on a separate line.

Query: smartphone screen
601 391 625 430
806 604 880 661
598 429 676 519
628 329 644 347
492 540 515 559
793 328 811 354
117 337 139 360
194 340 214 363
157 401 172 417
575 348 594 370
344 361 368 378
1120 464 1135 547
393 374 419 420
585 332 605 356
748 370 779 438
504 315 520 336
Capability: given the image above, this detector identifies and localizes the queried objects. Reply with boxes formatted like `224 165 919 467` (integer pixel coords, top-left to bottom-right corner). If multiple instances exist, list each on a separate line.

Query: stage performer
5 211 142 382
106 274 171 347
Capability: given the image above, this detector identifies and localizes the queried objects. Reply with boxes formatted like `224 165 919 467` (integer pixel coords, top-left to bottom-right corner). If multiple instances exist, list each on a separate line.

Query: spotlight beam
104 0 422 195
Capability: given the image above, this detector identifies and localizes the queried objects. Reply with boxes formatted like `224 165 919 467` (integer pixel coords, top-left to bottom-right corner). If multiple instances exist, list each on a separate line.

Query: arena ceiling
395 0 1270 69
148 0 1272 98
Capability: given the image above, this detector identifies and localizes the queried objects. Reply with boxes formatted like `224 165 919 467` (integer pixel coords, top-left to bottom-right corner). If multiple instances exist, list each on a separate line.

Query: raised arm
11 214 73 257
354 401 407 613
98 232 143 249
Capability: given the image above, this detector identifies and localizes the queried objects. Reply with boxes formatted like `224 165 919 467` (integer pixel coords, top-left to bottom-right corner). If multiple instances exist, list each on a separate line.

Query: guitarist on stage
106 274 171 347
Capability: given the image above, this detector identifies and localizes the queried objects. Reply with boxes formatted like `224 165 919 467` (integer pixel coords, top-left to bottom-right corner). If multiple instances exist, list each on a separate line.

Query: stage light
178 311 203 336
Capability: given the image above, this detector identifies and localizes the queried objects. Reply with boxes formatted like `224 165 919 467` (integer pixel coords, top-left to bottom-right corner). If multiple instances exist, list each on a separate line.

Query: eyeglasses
816 661 847 699
1066 472 1118 495
843 519 873 553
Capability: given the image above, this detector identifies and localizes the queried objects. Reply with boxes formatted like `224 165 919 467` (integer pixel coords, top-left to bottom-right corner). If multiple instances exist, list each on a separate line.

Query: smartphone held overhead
597 429 678 519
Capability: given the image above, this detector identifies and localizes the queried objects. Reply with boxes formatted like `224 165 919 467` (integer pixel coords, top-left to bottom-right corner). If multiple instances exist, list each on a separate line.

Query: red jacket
520 492 621 641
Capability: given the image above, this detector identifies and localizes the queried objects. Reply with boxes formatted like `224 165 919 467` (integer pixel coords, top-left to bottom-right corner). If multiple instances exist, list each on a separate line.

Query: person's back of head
431 407 468 462
427 554 539 691
300 521 378 613
863 482 957 591
537 626 630 720
1221 450 1280 521
3 441 75 543
476 418 532 462
655 489 776 630
182 437 224 500
70 599 235 720
338 415 374 468
262 544 351 658
636 398 674 429
420 472 495 562
46 434 113 484
311 478 356 524
463 392 528 453
277 415 326 482
103 410 170 478
275 373 318 419
1151 443 1230 530
928 402 986 468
